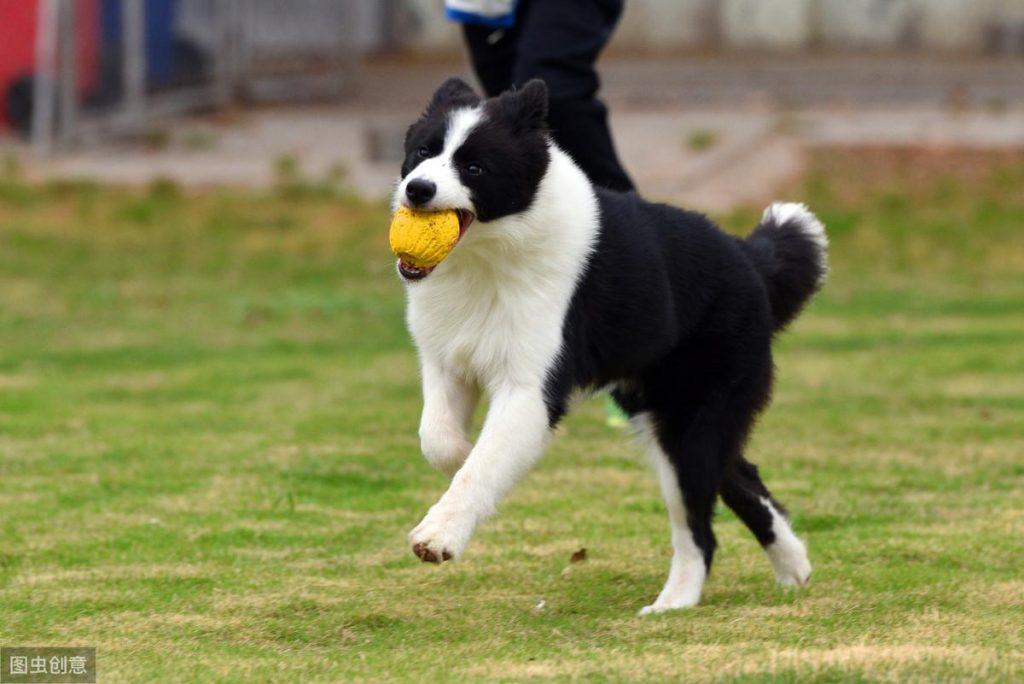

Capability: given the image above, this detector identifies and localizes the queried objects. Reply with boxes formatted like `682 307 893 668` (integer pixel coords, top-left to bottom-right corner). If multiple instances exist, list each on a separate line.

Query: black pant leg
513 0 634 192
461 2 529 97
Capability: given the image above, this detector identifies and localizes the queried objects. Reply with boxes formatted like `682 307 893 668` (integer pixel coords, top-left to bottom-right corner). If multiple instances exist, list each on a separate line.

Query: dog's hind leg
636 340 780 613
634 411 721 614
720 457 811 587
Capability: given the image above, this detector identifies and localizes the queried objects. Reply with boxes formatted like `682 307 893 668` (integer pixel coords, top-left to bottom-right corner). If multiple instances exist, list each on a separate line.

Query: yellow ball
389 207 461 269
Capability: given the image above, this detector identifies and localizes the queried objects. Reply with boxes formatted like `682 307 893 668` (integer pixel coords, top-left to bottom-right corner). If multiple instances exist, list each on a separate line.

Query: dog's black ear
495 79 548 133
425 77 481 116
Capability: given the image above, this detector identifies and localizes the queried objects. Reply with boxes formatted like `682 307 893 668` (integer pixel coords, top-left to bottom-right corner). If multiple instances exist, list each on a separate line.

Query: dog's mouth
455 208 475 237
397 261 432 280
397 209 475 281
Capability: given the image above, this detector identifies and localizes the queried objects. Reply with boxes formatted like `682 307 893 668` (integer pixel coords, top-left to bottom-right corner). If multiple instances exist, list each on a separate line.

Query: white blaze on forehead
443 106 484 158
397 105 484 212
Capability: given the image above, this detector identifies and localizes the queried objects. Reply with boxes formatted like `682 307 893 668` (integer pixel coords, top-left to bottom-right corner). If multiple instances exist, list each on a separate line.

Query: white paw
638 557 705 615
767 535 812 587
638 594 700 615
408 502 474 564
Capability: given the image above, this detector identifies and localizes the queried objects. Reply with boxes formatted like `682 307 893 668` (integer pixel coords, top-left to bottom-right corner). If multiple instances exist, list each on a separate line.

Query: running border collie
393 78 826 613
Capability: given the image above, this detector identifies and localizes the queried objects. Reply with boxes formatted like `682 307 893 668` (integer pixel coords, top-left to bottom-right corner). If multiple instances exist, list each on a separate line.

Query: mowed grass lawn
1 148 1022 682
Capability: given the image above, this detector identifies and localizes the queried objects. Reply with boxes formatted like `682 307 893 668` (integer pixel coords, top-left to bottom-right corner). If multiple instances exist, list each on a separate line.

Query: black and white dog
394 78 826 613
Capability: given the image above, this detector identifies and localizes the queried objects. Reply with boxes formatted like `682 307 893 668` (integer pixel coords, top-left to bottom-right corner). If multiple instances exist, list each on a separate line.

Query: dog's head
394 78 551 277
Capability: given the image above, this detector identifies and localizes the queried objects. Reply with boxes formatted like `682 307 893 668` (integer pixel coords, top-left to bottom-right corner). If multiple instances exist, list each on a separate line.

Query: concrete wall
817 0 919 49
720 0 814 50
402 0 463 51
615 0 718 50
399 0 1024 53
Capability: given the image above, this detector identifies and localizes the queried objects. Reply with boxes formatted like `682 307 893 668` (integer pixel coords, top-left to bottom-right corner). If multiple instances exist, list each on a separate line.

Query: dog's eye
417 146 430 158
466 163 483 176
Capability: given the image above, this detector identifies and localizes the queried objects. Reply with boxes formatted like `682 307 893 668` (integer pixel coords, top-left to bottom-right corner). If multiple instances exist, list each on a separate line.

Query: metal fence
23 0 376 155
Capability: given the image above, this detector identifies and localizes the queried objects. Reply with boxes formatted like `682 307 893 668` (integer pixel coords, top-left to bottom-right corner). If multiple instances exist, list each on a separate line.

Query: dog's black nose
405 179 436 206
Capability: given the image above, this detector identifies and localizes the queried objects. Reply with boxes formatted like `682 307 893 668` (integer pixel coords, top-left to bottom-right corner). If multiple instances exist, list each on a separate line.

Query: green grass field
1 149 1022 681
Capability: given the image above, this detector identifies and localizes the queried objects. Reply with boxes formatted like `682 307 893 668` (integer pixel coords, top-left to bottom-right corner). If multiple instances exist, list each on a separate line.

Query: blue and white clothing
445 0 518 28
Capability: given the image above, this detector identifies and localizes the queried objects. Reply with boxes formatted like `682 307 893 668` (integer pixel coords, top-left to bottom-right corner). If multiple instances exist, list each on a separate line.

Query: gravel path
6 55 1024 211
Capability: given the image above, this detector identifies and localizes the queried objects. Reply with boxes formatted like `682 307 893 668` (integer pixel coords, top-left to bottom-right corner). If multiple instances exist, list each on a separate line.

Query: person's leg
461 3 527 97
513 0 634 191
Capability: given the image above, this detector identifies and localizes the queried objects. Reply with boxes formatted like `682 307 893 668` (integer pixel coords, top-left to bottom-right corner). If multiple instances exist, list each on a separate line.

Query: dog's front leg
419 359 479 477
409 384 550 562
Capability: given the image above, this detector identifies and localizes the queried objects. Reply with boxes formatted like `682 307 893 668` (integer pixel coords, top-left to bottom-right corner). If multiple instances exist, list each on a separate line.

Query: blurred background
2 0 1024 207
1 3 1023 679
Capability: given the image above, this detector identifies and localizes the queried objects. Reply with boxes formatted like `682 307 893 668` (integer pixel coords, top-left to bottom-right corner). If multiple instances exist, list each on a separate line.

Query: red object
0 0 99 129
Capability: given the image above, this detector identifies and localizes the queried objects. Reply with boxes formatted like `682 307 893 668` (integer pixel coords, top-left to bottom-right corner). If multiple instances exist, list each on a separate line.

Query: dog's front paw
408 503 474 564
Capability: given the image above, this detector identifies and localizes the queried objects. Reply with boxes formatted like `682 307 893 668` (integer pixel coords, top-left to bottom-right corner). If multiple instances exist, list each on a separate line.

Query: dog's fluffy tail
742 202 828 332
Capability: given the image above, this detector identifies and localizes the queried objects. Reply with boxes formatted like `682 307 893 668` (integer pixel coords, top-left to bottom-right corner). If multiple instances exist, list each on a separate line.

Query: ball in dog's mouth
397 209 474 282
